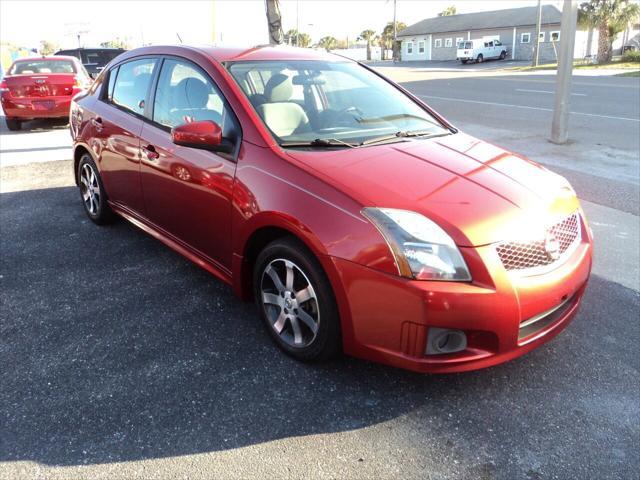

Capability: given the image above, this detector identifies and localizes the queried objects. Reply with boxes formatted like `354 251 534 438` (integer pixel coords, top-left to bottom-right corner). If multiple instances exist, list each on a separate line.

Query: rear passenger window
152 59 232 135
111 58 156 115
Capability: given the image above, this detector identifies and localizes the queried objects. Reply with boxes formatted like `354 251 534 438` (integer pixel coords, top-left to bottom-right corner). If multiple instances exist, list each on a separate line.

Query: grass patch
615 70 640 77
508 59 640 72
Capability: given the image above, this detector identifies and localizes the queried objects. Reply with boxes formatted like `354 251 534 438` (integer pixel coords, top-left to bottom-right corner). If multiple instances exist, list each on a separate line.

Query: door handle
142 144 160 161
91 116 103 131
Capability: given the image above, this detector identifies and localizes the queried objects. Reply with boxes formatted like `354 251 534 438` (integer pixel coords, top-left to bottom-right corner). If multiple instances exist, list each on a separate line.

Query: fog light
426 327 467 355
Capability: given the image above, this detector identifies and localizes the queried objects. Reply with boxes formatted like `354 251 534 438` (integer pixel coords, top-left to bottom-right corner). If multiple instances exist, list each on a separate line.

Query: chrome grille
496 212 581 272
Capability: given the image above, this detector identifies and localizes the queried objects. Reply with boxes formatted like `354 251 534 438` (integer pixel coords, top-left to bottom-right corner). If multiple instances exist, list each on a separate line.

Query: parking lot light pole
550 0 578 145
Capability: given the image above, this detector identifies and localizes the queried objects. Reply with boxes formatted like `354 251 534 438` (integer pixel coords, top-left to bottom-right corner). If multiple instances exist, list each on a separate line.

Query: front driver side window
153 59 230 135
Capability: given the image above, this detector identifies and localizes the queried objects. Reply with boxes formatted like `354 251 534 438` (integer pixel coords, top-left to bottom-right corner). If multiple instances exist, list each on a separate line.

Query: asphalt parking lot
1 70 639 479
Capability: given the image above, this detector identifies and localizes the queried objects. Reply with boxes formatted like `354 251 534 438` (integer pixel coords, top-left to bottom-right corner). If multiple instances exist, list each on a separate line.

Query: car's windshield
228 60 449 146
10 59 76 75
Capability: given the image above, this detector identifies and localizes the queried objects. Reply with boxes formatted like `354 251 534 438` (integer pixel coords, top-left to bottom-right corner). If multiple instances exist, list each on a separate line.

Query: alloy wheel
260 258 320 348
80 163 100 215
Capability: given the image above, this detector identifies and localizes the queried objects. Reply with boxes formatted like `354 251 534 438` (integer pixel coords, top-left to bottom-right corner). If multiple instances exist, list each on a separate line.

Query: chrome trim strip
520 294 573 329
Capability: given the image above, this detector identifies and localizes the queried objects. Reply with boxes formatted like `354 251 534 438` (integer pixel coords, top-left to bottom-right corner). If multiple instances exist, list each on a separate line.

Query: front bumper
1 95 72 119
329 222 593 374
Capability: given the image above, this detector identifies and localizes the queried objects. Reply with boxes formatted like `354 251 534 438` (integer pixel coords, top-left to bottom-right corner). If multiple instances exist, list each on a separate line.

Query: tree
100 38 131 50
284 29 299 46
318 36 338 51
284 29 312 47
578 0 640 62
381 21 407 60
298 33 312 48
358 29 378 60
438 6 457 17
578 1 599 56
39 40 58 56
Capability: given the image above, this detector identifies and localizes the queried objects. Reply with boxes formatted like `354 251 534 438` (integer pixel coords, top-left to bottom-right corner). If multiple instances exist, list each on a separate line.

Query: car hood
284 133 579 246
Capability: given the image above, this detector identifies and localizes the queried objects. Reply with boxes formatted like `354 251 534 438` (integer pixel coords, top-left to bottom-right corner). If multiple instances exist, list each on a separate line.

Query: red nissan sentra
1 56 91 131
69 45 592 373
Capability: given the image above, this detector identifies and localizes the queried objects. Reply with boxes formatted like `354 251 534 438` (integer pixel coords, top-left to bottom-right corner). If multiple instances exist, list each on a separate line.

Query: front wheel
5 118 21 131
254 237 341 362
476 54 484 63
499 51 506 60
77 153 116 225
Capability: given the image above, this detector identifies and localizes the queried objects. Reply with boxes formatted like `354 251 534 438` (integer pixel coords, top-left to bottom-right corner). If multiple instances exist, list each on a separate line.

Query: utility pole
532 0 542 66
392 0 397 62
550 0 578 145
265 0 284 45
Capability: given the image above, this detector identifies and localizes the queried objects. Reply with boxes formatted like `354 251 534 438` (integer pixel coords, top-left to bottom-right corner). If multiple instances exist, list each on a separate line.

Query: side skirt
108 201 233 287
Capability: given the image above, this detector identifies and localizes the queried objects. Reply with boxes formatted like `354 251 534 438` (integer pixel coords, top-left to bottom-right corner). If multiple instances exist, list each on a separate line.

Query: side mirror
171 120 231 153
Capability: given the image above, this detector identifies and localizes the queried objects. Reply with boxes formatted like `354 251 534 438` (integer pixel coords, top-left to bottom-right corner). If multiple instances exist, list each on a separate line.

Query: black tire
461 59 468 64
253 237 341 362
476 54 484 63
5 118 21 131
499 51 506 60
77 153 116 225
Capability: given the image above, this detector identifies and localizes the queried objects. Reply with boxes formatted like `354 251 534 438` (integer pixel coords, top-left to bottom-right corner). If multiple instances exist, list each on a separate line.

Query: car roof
115 44 350 64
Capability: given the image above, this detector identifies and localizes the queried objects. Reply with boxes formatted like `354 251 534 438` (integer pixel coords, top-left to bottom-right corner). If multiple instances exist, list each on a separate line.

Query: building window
445 38 453 48
418 41 425 54
456 37 464 47
539 32 546 42
434 38 442 48
521 33 531 43
550 31 561 41
406 42 413 54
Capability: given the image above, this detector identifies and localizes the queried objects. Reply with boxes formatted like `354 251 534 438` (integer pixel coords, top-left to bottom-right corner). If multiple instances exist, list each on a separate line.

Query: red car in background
1 56 91 131
69 45 593 373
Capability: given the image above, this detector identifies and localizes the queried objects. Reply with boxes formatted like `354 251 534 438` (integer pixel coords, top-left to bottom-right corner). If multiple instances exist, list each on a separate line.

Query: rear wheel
461 59 468 64
476 54 484 63
499 50 507 60
77 153 116 225
254 237 341 362
5 118 21 131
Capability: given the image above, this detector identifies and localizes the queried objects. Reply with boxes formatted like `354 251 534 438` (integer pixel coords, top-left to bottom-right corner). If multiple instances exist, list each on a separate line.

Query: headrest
174 77 210 108
264 73 292 102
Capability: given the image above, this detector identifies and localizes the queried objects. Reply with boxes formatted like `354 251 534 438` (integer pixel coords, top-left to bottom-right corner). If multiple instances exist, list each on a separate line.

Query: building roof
399 5 562 37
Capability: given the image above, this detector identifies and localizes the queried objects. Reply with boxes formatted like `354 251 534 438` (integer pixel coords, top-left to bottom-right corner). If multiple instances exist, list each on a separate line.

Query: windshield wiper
360 130 451 147
280 138 358 148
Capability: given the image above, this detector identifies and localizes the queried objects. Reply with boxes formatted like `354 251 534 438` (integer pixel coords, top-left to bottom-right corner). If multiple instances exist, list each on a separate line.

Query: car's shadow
0 117 68 135
1 186 638 475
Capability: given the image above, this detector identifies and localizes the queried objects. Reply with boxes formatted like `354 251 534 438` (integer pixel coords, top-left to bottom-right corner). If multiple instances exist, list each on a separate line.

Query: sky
1 0 562 50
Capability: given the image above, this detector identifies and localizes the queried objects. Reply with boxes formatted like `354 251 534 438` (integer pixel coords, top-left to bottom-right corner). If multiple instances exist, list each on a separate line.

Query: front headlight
362 208 471 281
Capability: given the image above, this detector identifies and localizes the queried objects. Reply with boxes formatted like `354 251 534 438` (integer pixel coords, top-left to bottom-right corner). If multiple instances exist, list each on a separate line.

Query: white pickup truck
457 39 508 64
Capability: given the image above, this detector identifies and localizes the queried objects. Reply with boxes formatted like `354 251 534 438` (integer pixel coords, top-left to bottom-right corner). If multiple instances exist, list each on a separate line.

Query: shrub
622 50 640 63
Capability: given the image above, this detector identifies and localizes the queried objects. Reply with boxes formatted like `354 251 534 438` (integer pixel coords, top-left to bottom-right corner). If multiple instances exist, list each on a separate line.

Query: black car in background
55 48 125 77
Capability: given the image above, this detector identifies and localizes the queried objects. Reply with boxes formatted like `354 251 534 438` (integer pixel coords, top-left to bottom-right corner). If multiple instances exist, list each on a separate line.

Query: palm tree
438 6 457 17
579 0 640 62
284 29 299 46
578 2 599 57
298 33 312 48
381 21 407 60
318 36 338 52
358 29 378 60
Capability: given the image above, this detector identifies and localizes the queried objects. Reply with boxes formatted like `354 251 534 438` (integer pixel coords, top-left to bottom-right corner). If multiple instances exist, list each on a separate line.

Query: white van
457 39 508 64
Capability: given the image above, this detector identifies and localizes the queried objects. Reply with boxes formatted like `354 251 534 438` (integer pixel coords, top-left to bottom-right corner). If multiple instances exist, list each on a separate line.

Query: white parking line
418 94 640 122
516 88 587 96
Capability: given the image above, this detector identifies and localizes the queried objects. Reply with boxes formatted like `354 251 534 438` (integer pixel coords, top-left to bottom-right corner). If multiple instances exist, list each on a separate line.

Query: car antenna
176 33 183 44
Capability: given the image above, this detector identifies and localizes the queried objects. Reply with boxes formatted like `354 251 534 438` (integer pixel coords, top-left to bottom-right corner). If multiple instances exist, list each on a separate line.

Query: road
1 69 639 480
